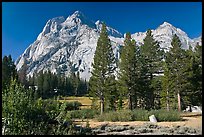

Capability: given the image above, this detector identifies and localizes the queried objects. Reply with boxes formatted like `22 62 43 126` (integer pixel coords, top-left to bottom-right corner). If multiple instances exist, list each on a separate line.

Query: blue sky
2 2 202 61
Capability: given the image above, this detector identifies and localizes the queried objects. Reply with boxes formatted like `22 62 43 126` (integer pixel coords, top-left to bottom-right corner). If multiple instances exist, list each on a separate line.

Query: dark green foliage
2 55 18 89
18 59 29 88
118 32 140 110
149 109 182 122
184 43 202 106
161 35 202 111
2 79 53 135
96 109 181 122
105 75 118 111
132 109 150 121
28 70 88 99
70 72 79 95
2 79 35 135
39 99 62 120
2 79 91 135
165 34 189 111
36 70 44 97
89 23 117 114
117 94 124 110
77 79 88 96
69 109 100 119
161 61 175 111
96 110 133 122
140 29 164 110
63 101 82 111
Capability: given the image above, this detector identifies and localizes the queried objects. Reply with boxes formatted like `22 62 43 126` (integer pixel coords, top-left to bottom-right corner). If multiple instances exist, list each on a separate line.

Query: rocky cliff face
15 11 201 81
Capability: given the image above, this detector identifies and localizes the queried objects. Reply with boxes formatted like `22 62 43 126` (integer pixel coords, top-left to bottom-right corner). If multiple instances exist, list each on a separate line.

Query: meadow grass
58 96 98 109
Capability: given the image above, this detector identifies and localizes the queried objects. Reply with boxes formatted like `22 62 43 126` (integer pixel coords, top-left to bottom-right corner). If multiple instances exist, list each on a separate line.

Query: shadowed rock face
15 11 202 81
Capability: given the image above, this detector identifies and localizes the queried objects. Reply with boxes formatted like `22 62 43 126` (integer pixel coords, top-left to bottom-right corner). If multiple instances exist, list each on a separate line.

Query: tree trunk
128 92 132 110
177 92 181 112
166 89 170 111
133 94 137 109
100 98 104 115
100 91 105 115
189 105 192 112
176 69 181 112
150 72 154 109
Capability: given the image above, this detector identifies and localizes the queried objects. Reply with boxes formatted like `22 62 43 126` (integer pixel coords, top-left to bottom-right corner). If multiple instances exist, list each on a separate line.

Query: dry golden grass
180 112 202 117
59 96 129 109
58 96 130 109
58 96 100 109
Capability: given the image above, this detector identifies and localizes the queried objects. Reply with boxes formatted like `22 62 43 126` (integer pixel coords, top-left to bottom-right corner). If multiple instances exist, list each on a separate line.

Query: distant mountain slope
15 11 202 81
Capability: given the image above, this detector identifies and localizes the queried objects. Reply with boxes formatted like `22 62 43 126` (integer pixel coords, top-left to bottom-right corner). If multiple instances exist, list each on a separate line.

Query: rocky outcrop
91 123 202 135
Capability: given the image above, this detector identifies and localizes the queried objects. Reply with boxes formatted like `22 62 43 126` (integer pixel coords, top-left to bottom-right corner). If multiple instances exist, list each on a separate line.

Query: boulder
191 106 202 113
149 115 157 123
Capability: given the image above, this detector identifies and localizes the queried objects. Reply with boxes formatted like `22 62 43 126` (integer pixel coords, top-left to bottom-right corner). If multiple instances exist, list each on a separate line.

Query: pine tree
105 75 118 111
70 72 79 96
36 70 44 98
18 58 28 88
89 23 116 115
182 43 202 107
64 76 72 96
42 72 48 98
161 61 175 111
118 32 140 110
166 34 188 111
2 55 18 89
140 29 164 109
192 43 202 105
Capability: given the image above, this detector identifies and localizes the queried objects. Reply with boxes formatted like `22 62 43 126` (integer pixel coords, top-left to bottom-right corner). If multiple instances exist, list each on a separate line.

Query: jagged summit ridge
64 10 96 29
15 11 202 81
132 21 197 51
159 21 173 27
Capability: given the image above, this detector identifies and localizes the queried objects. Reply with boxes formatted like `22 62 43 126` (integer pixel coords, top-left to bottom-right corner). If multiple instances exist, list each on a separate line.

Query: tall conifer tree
140 29 164 109
118 32 140 110
166 34 188 111
89 23 116 114
2 55 18 89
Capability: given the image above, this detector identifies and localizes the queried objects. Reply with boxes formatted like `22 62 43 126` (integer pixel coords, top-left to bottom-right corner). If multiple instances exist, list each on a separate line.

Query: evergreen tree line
2 57 88 99
2 55 18 89
28 71 88 99
89 23 202 114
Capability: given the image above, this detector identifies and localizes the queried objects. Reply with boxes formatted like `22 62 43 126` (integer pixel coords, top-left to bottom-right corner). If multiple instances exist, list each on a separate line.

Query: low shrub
132 109 149 121
69 109 100 119
64 101 82 111
96 109 182 122
117 110 133 121
96 112 113 122
149 109 182 122
96 110 133 122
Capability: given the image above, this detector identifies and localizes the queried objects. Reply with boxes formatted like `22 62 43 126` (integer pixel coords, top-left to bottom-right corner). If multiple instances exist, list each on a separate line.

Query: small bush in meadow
149 109 182 122
132 109 149 121
64 101 82 111
96 111 118 122
117 110 133 121
96 110 133 122
69 109 100 119
96 109 181 122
